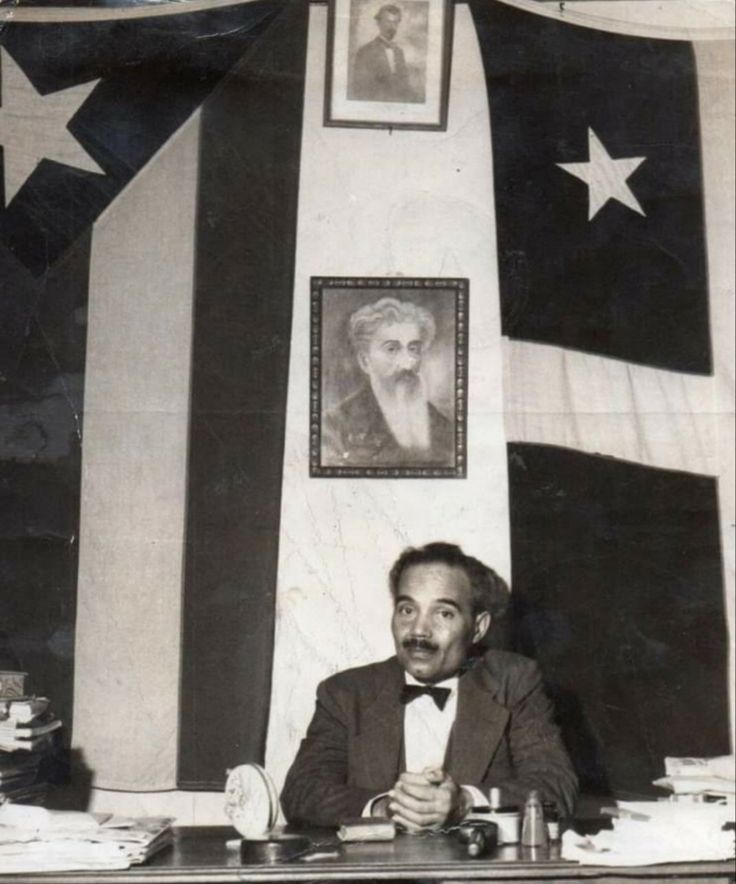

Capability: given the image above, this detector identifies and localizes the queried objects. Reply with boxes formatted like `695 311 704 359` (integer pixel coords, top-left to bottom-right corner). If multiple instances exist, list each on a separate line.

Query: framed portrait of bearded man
310 277 468 478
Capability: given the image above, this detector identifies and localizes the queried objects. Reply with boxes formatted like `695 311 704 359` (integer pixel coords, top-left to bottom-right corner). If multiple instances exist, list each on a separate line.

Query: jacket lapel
354 658 404 788
447 661 509 785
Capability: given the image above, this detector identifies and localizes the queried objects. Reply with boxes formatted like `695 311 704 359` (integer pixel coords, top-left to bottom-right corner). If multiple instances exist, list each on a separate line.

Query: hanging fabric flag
471 0 711 373
0 0 307 792
469 0 733 796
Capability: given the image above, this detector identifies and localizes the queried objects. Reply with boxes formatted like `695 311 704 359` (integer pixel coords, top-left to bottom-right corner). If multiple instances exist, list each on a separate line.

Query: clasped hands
374 766 471 831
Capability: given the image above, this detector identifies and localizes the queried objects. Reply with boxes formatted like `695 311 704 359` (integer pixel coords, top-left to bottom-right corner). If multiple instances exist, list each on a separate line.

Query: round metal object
239 834 311 865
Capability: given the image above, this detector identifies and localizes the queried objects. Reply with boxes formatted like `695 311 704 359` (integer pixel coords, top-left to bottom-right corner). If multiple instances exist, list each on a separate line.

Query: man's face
358 320 425 394
391 562 490 683
376 10 401 41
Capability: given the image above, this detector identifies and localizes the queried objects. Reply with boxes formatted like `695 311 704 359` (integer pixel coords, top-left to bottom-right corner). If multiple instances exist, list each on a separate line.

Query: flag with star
470 0 711 374
0 0 283 369
469 0 733 797
0 0 307 792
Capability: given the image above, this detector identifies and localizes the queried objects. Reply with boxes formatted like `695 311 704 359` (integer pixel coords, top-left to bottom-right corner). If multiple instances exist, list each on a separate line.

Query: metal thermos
521 790 549 848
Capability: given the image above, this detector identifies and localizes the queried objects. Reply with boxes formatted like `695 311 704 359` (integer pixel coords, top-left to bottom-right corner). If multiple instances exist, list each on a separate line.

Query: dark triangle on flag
178 0 308 790
508 443 730 798
0 0 282 279
469 1 712 374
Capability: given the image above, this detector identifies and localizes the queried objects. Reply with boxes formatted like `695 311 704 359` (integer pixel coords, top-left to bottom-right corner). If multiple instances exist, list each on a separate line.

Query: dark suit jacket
351 37 414 103
281 651 578 827
322 383 454 468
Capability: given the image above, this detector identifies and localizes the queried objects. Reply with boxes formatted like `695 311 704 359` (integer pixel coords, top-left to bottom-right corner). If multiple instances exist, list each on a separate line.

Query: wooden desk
5 826 735 883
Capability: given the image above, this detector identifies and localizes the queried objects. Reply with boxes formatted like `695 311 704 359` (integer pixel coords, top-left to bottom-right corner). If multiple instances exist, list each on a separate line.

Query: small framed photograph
310 277 468 478
325 0 454 130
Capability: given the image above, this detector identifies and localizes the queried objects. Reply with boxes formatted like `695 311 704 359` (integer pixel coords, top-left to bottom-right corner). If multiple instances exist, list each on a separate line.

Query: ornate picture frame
310 277 468 478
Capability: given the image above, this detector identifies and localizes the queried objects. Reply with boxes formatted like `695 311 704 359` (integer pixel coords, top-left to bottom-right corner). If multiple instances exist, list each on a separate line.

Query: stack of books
1 697 62 805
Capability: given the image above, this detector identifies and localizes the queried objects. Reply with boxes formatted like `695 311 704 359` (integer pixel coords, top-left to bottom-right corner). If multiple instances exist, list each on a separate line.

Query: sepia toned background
0 0 733 826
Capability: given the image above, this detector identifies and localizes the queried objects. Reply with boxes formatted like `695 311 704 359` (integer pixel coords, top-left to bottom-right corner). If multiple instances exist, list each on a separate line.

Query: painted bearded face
358 320 425 395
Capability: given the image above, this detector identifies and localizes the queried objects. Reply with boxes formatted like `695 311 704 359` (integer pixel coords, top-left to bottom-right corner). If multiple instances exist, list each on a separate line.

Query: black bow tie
400 684 451 711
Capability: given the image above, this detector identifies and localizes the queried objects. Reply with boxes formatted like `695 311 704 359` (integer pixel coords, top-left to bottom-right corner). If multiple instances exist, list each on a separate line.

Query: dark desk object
4 826 734 883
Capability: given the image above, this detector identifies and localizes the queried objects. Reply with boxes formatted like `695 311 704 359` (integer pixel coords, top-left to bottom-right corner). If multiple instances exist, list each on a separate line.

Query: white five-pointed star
557 127 646 221
0 48 104 207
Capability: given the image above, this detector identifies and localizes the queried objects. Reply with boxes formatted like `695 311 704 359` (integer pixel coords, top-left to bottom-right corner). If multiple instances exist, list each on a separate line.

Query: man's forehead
372 320 423 343
398 562 472 601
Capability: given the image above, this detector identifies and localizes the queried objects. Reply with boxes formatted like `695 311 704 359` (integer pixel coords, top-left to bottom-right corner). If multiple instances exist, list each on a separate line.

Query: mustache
392 369 420 384
402 637 438 653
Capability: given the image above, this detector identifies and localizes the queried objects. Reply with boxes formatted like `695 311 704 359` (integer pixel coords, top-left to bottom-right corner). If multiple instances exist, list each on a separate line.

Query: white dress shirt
362 672 487 817
402 671 458 773
381 39 398 73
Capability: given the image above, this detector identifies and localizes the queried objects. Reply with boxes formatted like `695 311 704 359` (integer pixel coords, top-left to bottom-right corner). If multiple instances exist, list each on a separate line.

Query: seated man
281 542 577 829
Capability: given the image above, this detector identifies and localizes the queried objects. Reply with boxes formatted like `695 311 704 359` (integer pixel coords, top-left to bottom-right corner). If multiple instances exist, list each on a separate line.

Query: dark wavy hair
388 541 509 621
375 4 402 20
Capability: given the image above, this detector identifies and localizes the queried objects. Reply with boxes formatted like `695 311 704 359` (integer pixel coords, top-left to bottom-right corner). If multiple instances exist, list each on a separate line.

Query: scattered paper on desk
562 800 735 866
0 807 173 874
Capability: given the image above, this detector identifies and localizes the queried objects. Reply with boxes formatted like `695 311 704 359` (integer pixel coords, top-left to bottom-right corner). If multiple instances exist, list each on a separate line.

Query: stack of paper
653 755 735 800
562 799 735 866
0 697 61 752
0 805 173 874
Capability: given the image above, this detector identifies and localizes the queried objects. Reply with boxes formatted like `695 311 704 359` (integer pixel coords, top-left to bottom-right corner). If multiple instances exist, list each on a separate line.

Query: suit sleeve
351 45 375 101
280 678 376 827
482 660 578 817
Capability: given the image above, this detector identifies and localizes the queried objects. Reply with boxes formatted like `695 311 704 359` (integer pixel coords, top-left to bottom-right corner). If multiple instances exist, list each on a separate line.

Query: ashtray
240 834 311 864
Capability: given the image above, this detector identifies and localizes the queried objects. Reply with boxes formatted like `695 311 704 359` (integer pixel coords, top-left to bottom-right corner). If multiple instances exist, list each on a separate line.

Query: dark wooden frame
310 276 468 478
324 0 454 131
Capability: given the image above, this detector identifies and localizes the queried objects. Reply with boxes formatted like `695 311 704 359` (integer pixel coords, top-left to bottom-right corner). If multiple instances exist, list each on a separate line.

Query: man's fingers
389 801 440 828
392 785 440 814
389 812 424 833
399 771 434 787
422 766 445 785
395 780 437 801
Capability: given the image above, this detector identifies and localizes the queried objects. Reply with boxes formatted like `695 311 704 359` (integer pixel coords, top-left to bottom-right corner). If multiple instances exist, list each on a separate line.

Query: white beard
371 372 431 450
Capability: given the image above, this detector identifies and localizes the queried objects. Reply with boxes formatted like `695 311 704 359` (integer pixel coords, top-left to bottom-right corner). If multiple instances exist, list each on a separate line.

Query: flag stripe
503 338 723 477
2 0 268 25
178 0 308 790
694 38 736 738
508 442 731 797
264 3 511 795
0 233 90 748
516 0 734 41
0 244 41 379
73 112 200 791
